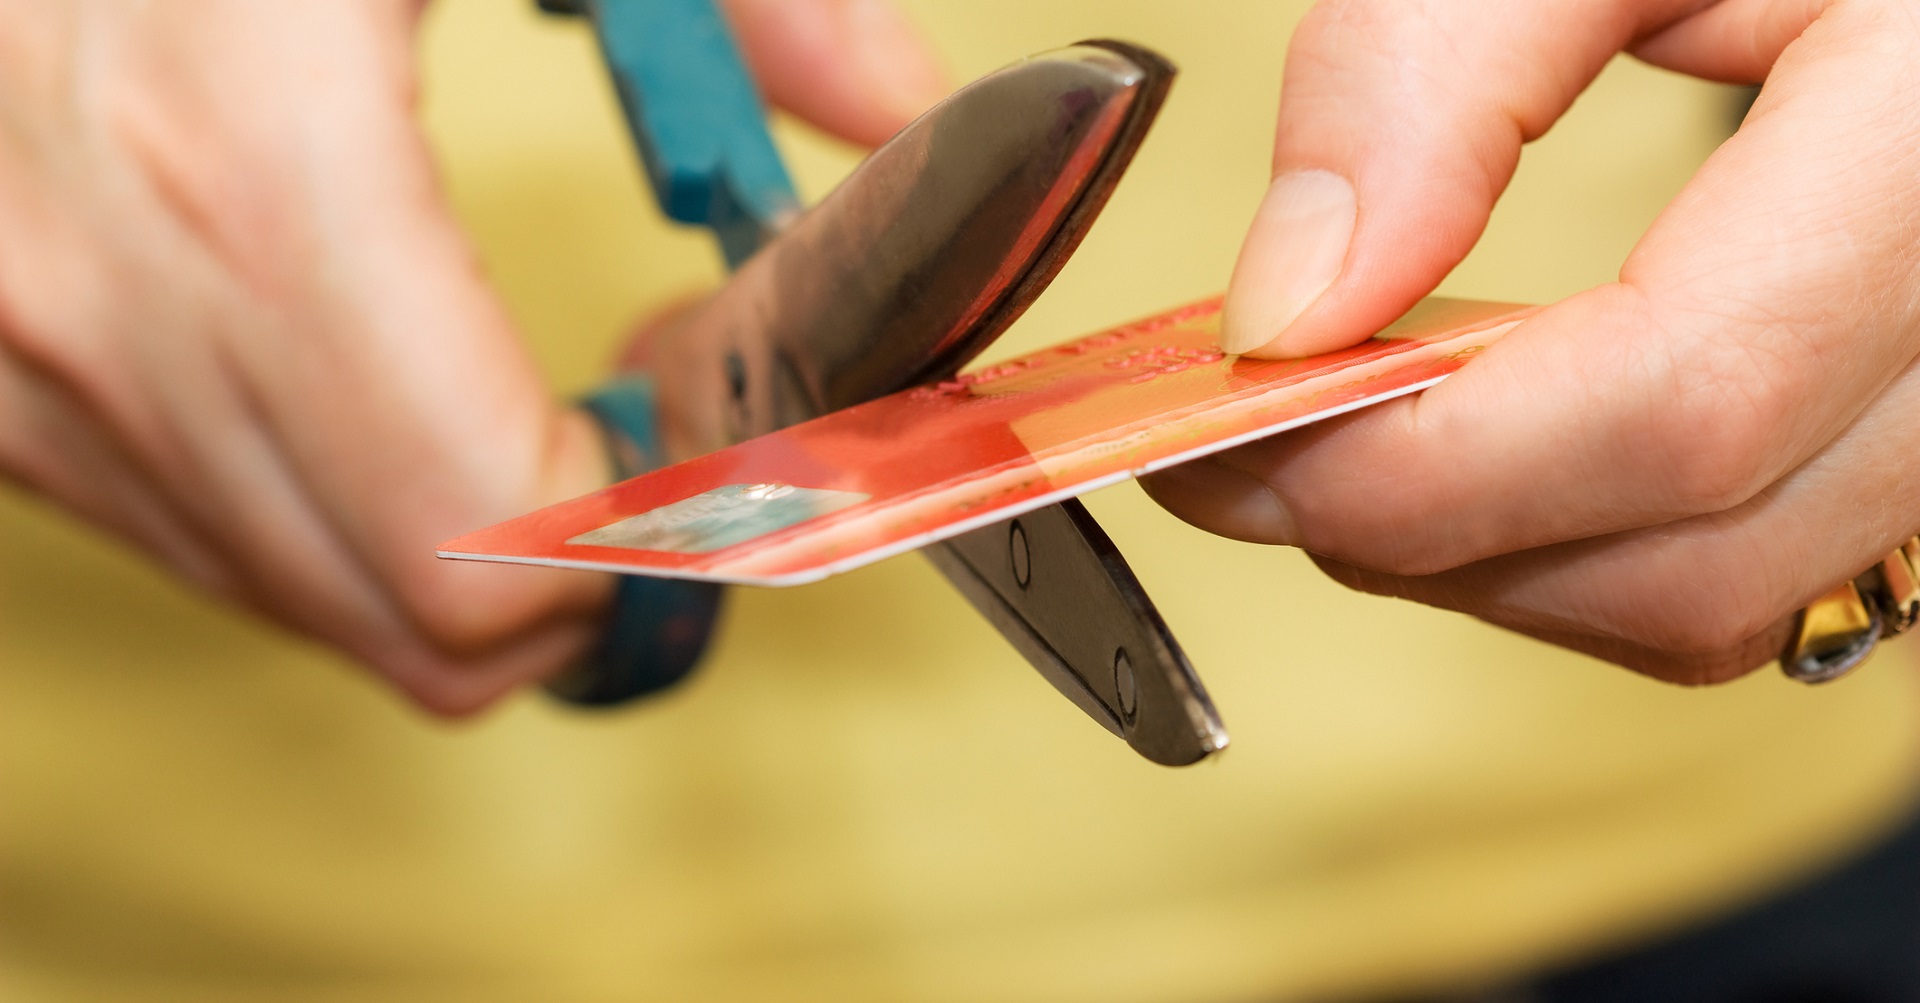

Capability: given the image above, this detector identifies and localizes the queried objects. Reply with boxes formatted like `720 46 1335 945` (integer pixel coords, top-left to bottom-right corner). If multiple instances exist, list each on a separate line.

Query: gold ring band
1781 535 1920 684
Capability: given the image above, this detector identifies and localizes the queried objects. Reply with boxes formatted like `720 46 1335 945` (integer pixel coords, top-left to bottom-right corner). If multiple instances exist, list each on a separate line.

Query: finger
1 1 606 713
1162 0 1920 578
371 607 607 716
114 3 618 662
724 0 948 147
1310 353 1920 685
62 221 590 710
1222 0 1706 358
1442 613 1794 688
0 113 243 597
78 283 596 714
1314 558 1789 687
1632 0 1834 82
0 340 238 599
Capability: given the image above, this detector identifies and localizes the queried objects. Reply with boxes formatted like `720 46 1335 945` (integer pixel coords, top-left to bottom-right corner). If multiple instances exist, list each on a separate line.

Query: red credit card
439 297 1534 585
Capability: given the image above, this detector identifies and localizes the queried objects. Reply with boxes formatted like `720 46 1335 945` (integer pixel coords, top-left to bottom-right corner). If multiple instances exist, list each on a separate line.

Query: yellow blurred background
4 1 1918 1001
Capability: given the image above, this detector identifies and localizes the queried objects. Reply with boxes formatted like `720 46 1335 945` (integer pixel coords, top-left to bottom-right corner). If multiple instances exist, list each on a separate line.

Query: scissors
532 0 1227 766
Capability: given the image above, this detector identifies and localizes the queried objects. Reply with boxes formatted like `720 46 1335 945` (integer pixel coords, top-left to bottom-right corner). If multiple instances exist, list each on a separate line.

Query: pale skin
1144 0 1920 684
5 0 1911 711
0 0 945 713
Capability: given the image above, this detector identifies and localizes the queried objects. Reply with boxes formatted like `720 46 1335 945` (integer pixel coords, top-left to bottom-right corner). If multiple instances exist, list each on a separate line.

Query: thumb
1222 0 1702 359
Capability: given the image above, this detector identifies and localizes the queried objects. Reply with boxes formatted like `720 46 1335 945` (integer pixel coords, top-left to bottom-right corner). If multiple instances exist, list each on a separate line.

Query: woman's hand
1145 0 1920 684
0 0 944 712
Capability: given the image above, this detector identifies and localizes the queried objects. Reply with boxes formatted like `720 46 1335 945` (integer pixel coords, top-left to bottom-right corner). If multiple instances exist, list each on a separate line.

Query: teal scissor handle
537 0 793 704
542 0 798 267
542 375 726 706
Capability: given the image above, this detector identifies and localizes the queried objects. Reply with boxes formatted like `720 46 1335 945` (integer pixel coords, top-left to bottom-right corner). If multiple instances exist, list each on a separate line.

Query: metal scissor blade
647 41 1177 461
636 38 1217 762
926 501 1228 766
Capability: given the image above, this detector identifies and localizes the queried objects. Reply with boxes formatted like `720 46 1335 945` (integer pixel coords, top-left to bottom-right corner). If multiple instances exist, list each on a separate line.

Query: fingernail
1143 458 1301 547
1221 169 1356 357
844 0 949 124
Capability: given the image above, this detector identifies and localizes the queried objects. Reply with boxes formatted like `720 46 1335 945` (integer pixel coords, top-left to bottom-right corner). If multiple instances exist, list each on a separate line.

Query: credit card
439 297 1534 585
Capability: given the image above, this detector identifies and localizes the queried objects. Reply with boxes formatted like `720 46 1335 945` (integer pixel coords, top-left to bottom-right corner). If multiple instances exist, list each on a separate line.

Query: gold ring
1861 537 1920 638
1780 535 1920 684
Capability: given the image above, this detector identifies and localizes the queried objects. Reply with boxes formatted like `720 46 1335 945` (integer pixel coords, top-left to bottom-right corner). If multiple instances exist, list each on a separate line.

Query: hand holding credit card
449 8 1543 764
443 293 1532 763
502 0 1920 765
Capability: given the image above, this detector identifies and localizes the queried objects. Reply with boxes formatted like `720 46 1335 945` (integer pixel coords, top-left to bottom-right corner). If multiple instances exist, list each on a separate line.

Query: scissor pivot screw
1113 647 1137 724
1009 520 1032 590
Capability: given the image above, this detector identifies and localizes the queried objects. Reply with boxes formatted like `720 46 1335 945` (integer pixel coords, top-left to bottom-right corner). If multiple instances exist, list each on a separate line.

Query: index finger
1155 0 1920 577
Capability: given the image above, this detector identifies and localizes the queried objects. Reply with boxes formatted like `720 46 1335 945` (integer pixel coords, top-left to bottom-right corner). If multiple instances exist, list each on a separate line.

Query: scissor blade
648 41 1176 461
643 40 1213 761
926 501 1228 766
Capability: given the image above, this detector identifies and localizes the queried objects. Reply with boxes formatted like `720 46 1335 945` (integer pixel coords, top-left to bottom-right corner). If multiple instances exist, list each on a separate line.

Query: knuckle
1338 533 1489 578
1654 420 1772 515
386 551 598 669
364 627 533 721
383 661 508 720
0 300 69 377
1299 527 1471 582
1291 479 1478 577
0 236 111 404
0 305 102 412
390 568 523 659
1650 607 1768 662
1616 549 1788 659
1644 334 1796 515
399 678 501 720
1652 590 1754 654
1366 541 1472 578
1635 645 1771 688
